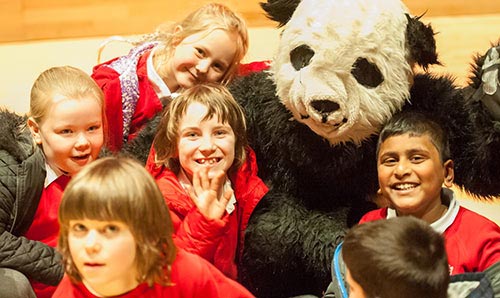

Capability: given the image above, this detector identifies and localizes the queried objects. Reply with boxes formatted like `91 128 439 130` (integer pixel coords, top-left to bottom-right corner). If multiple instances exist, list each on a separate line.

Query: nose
196 59 210 74
84 230 101 254
394 160 411 177
74 132 90 149
199 136 215 154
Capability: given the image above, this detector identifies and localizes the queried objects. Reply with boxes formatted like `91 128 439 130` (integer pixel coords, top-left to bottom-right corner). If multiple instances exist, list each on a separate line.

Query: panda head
262 0 439 145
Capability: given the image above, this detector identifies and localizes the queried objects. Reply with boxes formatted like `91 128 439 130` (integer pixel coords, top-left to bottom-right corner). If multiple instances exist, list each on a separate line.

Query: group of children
0 2 499 298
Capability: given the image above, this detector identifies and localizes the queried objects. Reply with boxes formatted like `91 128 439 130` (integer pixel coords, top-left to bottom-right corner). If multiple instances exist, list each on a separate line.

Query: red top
24 174 70 298
146 146 268 279
359 205 500 274
52 249 255 298
91 51 163 152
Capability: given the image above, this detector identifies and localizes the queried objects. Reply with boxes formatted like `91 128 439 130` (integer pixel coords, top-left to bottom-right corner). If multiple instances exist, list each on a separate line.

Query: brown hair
58 156 177 286
342 216 449 298
150 2 249 85
153 82 247 175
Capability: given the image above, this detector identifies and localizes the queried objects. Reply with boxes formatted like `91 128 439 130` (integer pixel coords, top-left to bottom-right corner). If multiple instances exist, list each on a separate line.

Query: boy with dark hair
360 112 500 275
343 216 449 298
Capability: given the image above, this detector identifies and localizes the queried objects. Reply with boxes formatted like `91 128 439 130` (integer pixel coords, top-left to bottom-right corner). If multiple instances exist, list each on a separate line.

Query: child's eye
103 224 120 236
212 62 226 73
195 48 205 57
71 223 88 235
88 125 101 132
59 129 72 135
410 155 425 163
381 157 397 165
214 129 227 136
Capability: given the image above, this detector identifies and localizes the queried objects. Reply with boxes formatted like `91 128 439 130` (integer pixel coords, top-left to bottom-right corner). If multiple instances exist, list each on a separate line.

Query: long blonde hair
149 3 248 85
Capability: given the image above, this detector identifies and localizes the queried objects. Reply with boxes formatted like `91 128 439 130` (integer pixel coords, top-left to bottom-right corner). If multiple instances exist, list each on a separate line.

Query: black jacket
0 108 63 285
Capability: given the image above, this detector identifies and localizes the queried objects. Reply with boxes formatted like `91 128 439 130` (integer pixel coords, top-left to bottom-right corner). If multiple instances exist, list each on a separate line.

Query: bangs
59 168 145 227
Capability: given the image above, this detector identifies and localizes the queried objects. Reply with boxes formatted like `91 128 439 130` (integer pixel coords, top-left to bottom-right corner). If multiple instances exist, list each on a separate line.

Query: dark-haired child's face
68 219 138 296
377 133 453 222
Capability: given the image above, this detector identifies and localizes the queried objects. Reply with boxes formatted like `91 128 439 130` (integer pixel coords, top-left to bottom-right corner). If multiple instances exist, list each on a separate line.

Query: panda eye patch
290 44 315 71
351 58 384 88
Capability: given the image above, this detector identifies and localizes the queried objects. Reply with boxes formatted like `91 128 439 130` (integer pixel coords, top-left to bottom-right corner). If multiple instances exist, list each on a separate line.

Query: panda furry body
229 0 500 297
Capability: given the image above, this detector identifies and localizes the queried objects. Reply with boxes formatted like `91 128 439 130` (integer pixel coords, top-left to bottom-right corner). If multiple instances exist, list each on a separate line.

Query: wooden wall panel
1 0 500 43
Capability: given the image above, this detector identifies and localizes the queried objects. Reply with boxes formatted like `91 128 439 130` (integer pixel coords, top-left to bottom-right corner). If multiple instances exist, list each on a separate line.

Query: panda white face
271 0 414 145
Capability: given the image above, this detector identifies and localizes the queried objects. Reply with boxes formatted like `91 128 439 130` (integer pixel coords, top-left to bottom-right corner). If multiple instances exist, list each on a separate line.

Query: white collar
44 163 61 188
147 48 179 102
177 169 237 215
386 188 460 234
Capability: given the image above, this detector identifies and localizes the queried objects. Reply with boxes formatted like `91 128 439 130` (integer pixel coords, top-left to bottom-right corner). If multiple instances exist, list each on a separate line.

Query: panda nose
310 100 340 114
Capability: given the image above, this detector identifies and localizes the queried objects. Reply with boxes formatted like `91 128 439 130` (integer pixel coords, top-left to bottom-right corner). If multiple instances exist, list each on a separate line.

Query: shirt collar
386 188 460 234
147 48 179 101
44 163 61 188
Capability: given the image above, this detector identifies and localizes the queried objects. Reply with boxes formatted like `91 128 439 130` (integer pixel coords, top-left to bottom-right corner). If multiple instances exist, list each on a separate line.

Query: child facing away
91 2 249 152
53 156 255 298
359 112 500 275
342 216 450 298
0 66 105 298
145 83 268 280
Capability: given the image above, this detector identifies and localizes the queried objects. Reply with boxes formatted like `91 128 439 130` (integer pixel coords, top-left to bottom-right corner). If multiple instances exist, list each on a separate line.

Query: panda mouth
300 113 347 128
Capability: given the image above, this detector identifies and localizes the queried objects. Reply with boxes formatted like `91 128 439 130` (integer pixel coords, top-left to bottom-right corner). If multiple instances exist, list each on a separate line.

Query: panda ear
260 0 302 27
405 13 441 70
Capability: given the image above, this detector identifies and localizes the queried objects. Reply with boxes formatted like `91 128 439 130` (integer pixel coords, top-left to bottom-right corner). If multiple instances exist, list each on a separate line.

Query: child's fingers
200 167 210 190
209 170 226 194
220 188 233 208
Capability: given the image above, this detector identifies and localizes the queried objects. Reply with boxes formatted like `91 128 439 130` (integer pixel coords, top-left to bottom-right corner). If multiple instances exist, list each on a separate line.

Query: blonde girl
92 2 249 151
0 66 104 298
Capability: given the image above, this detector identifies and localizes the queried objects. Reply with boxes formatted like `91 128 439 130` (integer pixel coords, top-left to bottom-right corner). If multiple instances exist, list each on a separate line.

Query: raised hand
186 167 234 220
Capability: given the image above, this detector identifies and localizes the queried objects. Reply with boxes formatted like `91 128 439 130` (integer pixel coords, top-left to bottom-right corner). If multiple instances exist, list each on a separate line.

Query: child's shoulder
358 208 388 224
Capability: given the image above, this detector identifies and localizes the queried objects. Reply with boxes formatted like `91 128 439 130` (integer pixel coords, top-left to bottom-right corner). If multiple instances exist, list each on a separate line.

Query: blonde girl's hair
58 156 177 286
150 2 249 85
29 66 105 124
28 66 108 145
153 82 248 175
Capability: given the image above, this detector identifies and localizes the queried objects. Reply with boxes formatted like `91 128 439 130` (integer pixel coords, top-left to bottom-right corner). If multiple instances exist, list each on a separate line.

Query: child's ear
27 117 42 145
443 159 454 188
172 25 183 46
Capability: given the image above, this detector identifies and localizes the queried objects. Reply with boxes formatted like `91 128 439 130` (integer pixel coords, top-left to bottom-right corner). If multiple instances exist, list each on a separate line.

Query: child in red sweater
360 112 500 275
53 156 254 298
145 83 267 279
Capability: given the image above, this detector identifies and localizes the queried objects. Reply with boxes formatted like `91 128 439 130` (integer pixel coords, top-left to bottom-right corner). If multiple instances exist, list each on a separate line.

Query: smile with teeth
196 157 221 165
392 183 417 190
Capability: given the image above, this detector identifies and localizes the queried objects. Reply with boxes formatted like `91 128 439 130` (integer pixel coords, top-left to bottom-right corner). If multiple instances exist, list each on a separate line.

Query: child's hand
187 167 233 220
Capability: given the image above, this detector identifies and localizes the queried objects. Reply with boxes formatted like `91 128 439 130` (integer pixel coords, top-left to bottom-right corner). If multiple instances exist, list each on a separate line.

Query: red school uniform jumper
52 249 255 298
24 166 70 298
145 146 268 280
359 188 500 275
92 43 163 152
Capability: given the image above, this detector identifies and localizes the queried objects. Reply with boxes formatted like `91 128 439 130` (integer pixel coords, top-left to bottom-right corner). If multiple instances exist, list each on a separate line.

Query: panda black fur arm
403 71 500 197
